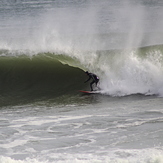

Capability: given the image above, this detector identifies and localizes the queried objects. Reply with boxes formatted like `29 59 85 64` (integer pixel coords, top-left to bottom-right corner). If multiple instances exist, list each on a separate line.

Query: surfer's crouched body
84 71 99 91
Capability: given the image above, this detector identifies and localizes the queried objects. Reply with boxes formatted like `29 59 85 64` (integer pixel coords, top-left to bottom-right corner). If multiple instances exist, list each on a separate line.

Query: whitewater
0 0 163 162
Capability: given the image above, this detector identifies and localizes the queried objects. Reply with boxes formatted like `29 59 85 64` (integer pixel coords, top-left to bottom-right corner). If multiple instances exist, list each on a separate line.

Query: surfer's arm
84 76 91 83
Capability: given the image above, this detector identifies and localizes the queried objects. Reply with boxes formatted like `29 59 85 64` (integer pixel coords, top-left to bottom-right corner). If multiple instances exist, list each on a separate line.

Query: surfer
84 71 99 91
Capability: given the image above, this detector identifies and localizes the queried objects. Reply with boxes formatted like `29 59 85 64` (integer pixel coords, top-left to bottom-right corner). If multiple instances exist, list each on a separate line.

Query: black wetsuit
85 72 99 91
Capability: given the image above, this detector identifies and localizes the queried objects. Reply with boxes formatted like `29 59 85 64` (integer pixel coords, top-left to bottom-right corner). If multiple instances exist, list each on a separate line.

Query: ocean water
0 0 163 162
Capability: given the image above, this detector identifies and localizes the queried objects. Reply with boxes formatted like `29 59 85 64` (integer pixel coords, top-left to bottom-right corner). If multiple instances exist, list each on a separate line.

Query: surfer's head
85 71 89 74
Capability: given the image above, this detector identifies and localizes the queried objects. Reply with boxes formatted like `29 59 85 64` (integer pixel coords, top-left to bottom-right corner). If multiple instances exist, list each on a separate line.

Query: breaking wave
0 44 163 106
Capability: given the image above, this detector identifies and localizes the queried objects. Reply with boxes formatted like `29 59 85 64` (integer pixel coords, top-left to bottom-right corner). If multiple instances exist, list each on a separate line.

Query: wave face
0 53 86 106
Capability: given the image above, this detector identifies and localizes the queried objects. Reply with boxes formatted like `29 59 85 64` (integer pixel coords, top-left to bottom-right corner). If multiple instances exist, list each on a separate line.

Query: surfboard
79 90 99 94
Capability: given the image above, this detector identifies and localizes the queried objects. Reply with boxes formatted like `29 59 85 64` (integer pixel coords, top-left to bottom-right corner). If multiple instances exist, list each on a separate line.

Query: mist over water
1 0 163 51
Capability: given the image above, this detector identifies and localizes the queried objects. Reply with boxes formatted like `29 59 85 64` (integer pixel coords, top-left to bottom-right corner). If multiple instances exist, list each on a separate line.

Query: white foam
97 49 163 97
0 156 46 163
0 139 27 149
0 148 163 163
